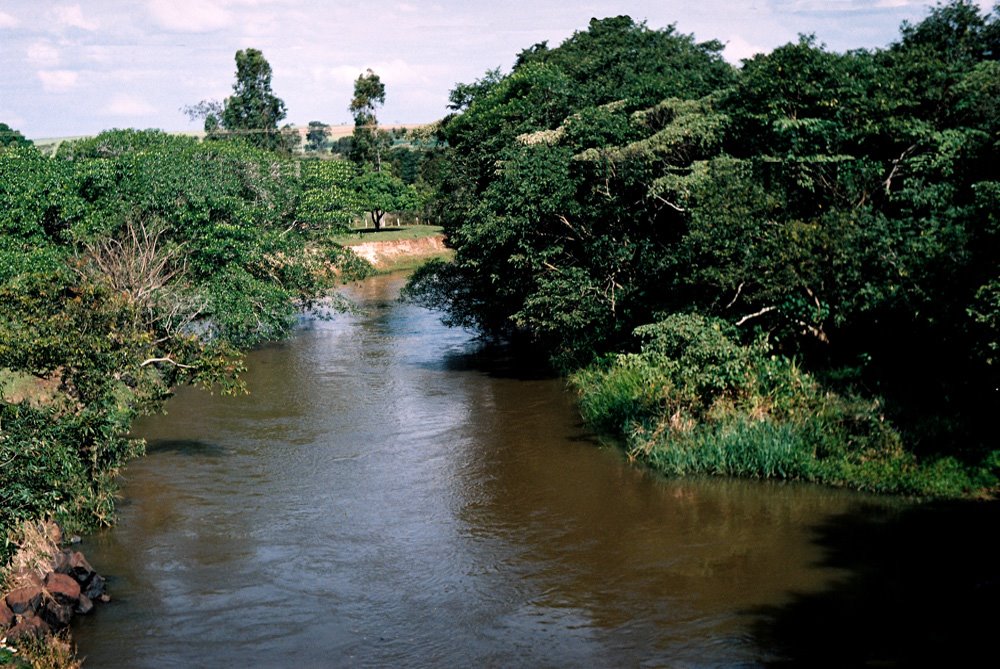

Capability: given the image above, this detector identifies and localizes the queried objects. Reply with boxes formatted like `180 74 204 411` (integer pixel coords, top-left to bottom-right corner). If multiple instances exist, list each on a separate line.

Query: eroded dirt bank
345 235 448 269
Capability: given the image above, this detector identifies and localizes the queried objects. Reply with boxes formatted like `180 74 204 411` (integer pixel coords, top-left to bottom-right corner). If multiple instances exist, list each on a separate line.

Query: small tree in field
354 170 417 230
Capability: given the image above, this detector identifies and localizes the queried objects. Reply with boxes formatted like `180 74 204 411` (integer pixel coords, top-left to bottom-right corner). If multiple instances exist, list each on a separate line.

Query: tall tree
349 69 388 170
218 48 296 153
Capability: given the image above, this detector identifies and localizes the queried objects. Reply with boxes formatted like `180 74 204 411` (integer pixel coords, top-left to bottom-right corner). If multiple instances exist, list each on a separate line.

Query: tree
182 99 224 137
305 121 331 152
354 170 416 230
217 48 296 153
407 17 736 364
349 68 389 170
0 123 32 149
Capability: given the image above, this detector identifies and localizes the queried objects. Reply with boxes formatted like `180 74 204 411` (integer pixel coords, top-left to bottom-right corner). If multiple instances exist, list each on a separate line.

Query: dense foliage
0 130 364 559
0 123 32 149
406 5 1000 496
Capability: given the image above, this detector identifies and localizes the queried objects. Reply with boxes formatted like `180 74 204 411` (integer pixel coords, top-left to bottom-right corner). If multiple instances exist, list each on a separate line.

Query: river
71 274 993 667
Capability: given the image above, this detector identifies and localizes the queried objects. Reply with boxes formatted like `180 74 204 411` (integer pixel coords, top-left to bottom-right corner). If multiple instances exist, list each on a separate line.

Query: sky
0 1 996 139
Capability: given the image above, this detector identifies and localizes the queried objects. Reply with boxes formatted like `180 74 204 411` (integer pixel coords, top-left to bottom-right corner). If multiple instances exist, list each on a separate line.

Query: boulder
1 545 108 641
44 572 81 606
5 586 43 615
0 599 14 629
66 551 95 583
51 549 71 575
42 520 63 545
4 615 50 641
82 573 107 600
75 594 94 615
10 569 43 589
39 599 74 629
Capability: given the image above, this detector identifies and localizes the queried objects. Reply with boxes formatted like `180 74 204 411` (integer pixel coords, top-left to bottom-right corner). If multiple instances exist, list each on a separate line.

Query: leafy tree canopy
0 122 32 149
406 2 1000 491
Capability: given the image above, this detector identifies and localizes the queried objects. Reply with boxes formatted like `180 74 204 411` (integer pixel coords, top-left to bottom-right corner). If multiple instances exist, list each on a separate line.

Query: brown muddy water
72 274 995 668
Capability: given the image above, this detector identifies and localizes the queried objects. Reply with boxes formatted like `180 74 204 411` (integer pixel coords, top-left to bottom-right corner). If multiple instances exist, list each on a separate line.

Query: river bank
337 227 452 273
1 522 107 668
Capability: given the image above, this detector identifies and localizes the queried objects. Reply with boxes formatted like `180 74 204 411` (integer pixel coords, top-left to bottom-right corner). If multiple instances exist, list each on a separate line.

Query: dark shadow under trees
752 498 999 667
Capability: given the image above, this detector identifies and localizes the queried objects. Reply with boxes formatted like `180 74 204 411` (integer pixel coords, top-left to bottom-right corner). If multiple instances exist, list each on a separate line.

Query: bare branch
883 143 918 194
140 357 195 369
725 282 745 310
652 193 685 212
795 319 830 344
735 305 777 326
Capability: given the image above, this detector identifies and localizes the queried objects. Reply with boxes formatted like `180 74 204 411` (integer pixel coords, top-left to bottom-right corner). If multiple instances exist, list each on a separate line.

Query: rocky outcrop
2 538 108 643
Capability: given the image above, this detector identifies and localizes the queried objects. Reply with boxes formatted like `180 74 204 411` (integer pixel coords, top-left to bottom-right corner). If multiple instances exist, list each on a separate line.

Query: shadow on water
752 498 999 667
438 339 561 381
142 438 227 457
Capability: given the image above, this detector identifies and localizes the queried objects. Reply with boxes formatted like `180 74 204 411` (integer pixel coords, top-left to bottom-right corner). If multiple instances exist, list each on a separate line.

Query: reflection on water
74 274 904 668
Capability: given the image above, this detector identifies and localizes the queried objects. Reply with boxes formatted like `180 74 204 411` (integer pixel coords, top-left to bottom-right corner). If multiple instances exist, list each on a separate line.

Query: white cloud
316 60 435 87
53 4 99 30
104 94 158 116
27 42 62 68
372 59 432 85
0 10 19 28
38 70 80 92
147 0 232 32
82 45 116 65
322 65 372 86
723 35 770 63
773 0 992 12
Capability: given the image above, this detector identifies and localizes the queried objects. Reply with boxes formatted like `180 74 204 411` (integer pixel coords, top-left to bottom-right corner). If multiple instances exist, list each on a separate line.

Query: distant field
30 123 429 155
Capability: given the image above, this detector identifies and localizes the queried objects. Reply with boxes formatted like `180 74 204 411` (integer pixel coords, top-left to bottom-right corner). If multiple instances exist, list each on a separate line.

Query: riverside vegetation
0 55 447 668
404 1 1000 497
0 126 446 660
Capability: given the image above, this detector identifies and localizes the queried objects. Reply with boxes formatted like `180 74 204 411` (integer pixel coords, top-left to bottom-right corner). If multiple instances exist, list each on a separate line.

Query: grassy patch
372 249 455 274
1 633 80 669
0 369 62 407
331 225 445 246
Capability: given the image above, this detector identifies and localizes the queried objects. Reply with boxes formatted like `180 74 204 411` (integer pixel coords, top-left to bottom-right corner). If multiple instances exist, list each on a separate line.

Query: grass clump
0 633 80 669
571 313 998 497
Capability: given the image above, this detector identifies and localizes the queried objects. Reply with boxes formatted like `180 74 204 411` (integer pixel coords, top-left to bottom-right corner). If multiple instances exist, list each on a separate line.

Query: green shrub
572 313 988 497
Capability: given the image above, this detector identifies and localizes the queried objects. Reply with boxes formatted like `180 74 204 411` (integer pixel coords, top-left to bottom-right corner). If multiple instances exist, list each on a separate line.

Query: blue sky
0 1 995 139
